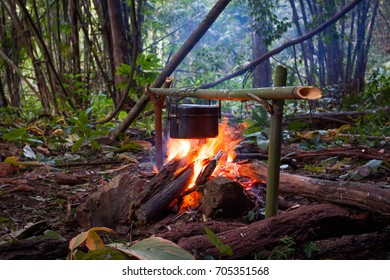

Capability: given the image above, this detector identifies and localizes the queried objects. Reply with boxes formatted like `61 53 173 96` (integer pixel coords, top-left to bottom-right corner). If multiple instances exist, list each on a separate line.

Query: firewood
134 164 194 223
238 160 390 214
195 150 223 186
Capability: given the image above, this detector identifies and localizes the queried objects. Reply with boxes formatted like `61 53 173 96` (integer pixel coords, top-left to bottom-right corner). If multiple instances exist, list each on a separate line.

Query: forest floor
0 125 389 260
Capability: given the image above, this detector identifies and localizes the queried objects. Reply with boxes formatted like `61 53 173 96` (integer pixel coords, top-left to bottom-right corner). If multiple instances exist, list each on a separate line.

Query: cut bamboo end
295 86 322 100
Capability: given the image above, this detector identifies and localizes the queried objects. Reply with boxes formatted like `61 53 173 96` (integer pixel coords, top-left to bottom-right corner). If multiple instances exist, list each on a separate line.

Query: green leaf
287 119 308 131
204 226 233 256
90 139 100 150
111 237 195 260
2 127 27 141
116 64 132 76
72 137 85 152
82 247 132 260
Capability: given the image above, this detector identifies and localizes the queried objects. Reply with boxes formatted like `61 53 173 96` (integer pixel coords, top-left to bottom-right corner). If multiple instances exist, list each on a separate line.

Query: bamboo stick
148 85 321 101
265 65 287 218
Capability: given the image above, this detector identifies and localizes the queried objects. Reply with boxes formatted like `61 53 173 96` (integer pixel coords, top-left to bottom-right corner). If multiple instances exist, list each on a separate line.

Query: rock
202 177 253 218
75 173 144 230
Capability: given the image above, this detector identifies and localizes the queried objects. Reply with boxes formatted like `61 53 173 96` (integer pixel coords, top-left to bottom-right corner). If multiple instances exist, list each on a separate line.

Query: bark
239 161 390 214
288 0 311 84
134 164 194 223
285 146 390 161
313 231 390 259
112 0 232 138
178 204 389 259
251 30 271 87
353 0 371 94
0 239 69 260
153 221 247 243
107 0 135 108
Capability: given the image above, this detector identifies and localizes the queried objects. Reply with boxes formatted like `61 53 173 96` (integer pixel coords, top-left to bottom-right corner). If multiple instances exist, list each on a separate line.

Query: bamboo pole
265 66 287 218
148 85 321 101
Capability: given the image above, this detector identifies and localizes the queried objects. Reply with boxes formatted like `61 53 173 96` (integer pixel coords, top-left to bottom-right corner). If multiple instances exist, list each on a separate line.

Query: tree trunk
107 0 134 108
252 30 271 87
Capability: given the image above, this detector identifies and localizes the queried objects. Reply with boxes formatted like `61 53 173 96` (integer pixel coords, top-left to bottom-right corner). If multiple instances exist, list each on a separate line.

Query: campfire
165 119 243 189
132 119 262 223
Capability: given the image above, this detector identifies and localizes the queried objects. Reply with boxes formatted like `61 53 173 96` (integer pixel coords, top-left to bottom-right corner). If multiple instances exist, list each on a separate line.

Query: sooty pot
169 104 219 139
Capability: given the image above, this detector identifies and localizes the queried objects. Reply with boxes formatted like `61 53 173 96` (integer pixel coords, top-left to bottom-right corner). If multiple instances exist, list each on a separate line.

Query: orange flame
165 119 243 191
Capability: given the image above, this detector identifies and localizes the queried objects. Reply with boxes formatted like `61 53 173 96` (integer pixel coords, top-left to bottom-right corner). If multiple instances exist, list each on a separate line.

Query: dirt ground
0 138 389 259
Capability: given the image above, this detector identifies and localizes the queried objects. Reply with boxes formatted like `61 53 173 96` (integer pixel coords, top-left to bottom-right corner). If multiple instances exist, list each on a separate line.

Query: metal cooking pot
169 104 219 139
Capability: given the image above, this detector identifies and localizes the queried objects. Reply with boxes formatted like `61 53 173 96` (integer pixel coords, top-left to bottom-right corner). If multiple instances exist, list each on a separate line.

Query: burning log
134 164 194 223
131 150 223 224
195 150 223 185
238 160 390 214
177 204 390 259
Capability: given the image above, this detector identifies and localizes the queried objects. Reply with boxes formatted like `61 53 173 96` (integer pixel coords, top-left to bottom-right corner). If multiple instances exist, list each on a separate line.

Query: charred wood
134 164 194 223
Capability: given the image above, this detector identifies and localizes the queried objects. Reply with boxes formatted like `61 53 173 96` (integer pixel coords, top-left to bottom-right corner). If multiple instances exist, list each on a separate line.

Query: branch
0 49 39 96
199 0 365 89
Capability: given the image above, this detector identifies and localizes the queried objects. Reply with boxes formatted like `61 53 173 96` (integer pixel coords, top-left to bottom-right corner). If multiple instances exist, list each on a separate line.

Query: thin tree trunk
288 0 310 83
107 0 135 108
252 30 272 87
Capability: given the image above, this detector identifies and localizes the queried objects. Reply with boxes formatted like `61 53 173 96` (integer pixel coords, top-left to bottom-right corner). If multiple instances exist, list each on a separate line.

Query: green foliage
116 53 161 99
116 53 161 89
303 242 321 259
299 137 325 150
267 236 296 260
363 68 390 107
243 106 270 151
204 225 233 257
248 0 291 45
68 108 108 152
2 127 44 145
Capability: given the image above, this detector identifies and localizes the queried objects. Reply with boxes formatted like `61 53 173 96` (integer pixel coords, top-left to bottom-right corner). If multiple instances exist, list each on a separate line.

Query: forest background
0 0 390 261
0 0 389 153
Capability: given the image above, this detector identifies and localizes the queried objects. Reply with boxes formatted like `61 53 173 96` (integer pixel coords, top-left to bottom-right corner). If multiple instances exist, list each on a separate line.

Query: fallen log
178 204 390 259
287 147 390 161
312 231 390 259
151 221 247 243
0 239 69 260
283 111 365 129
239 160 390 214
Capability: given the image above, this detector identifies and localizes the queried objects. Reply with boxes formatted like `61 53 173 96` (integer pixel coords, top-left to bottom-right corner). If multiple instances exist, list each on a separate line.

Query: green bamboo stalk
149 85 321 101
265 65 287 218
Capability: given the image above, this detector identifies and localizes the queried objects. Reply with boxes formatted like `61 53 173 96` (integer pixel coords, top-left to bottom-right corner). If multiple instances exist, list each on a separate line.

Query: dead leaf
330 161 345 171
54 172 85 185
27 125 44 136
0 162 18 177
26 164 51 180
0 185 34 196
